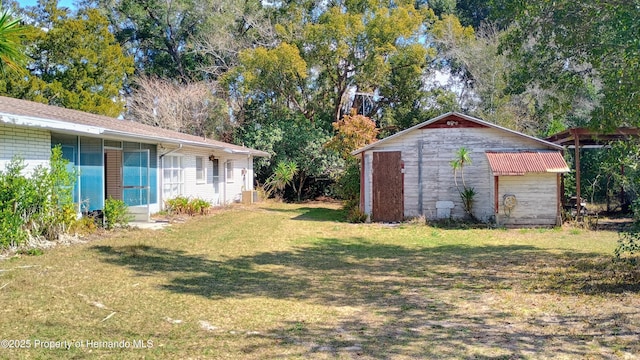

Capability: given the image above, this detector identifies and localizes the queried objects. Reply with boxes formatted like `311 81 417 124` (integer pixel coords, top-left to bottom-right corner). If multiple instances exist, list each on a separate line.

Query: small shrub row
165 196 212 216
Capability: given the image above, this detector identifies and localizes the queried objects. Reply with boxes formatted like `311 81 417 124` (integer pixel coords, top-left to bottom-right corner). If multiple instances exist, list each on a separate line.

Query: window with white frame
196 156 205 183
163 155 184 199
226 160 234 182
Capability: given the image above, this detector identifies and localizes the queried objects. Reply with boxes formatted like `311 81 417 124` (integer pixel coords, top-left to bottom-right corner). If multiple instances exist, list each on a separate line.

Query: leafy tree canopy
0 0 134 117
497 0 640 130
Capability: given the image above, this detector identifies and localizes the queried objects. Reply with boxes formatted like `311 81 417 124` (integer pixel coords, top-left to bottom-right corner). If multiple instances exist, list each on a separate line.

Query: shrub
347 207 367 223
0 158 33 247
165 196 211 216
0 146 77 247
103 197 131 229
616 225 640 264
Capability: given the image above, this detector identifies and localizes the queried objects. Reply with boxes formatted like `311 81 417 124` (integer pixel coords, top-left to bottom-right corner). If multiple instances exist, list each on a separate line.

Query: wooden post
494 176 500 226
557 173 563 226
573 129 582 219
494 176 499 214
360 153 365 211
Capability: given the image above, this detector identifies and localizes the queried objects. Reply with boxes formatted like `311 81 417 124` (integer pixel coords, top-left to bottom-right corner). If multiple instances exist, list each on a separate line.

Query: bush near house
0 146 77 248
103 197 132 230
165 196 212 216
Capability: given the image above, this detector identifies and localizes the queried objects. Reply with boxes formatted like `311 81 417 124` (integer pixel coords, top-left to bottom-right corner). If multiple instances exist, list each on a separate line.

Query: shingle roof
0 95 270 157
485 151 569 176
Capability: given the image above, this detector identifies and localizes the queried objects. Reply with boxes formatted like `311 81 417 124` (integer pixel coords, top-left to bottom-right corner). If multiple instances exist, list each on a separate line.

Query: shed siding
496 174 559 226
363 126 558 223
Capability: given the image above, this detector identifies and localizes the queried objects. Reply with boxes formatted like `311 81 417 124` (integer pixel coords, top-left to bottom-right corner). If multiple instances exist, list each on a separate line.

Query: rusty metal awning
485 151 570 176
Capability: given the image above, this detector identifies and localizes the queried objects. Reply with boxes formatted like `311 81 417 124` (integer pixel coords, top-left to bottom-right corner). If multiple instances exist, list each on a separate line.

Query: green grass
0 202 639 359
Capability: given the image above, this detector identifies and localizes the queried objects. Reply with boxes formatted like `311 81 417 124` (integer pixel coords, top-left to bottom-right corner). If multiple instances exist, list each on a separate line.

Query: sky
15 0 76 9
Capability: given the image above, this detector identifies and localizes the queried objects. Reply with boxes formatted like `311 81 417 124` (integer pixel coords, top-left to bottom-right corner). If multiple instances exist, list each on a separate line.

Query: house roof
0 96 270 157
351 112 564 155
485 151 569 176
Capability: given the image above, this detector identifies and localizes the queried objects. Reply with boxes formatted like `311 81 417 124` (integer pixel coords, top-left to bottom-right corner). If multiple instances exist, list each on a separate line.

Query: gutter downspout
223 160 227 205
418 140 423 216
158 144 183 210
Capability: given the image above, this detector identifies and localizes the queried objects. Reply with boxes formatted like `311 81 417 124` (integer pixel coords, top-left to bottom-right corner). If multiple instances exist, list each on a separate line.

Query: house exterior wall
0 123 51 174
161 147 255 208
363 126 559 224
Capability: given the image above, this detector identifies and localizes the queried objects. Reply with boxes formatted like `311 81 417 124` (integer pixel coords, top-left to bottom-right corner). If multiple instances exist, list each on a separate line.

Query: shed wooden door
372 151 403 222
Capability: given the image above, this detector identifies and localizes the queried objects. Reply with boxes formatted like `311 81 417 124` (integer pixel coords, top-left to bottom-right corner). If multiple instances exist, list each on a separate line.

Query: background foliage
0 0 638 204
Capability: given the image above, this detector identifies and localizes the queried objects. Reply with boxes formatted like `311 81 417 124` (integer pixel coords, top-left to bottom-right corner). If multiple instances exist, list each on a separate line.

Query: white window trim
226 160 234 183
196 156 206 184
163 155 184 199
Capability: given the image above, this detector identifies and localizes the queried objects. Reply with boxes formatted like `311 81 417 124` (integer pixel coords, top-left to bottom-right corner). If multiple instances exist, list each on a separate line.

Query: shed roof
485 151 569 176
351 112 563 155
0 96 270 157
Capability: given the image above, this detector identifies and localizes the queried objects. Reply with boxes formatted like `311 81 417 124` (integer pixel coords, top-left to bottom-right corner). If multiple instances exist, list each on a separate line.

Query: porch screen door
122 150 150 210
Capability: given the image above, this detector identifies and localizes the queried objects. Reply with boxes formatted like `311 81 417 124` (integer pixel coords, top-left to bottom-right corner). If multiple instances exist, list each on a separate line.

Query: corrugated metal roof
485 151 569 176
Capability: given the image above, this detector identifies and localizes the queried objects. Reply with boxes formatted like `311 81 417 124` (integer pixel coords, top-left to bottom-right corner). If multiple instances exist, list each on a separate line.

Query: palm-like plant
450 147 476 218
264 161 298 200
0 9 27 74
450 147 472 189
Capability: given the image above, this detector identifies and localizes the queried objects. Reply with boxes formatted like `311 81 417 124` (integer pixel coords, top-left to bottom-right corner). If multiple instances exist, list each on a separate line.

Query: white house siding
162 147 255 208
363 126 557 222
496 174 559 226
0 123 51 174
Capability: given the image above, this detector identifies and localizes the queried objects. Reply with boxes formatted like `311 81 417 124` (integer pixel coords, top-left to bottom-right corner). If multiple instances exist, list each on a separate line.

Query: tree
327 110 379 160
0 1 134 117
431 16 544 133
127 76 230 139
235 110 342 202
327 111 379 204
0 8 27 74
497 0 640 130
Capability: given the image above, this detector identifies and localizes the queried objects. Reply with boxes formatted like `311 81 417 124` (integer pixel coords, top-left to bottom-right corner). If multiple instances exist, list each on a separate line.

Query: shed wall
495 174 559 226
363 126 558 223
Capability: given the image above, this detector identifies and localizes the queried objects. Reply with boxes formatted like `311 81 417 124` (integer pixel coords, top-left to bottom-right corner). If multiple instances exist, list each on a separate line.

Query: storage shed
352 112 570 226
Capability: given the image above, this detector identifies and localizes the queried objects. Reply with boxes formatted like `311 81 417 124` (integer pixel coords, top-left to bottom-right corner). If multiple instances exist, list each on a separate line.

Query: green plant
616 224 640 264
0 147 77 247
165 196 190 215
347 206 367 223
103 197 131 230
264 161 298 200
0 157 33 246
165 196 211 216
18 248 44 256
450 147 476 219
187 198 212 215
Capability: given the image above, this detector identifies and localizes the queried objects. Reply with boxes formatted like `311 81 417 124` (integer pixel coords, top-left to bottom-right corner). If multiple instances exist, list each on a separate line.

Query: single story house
0 96 269 221
352 112 570 226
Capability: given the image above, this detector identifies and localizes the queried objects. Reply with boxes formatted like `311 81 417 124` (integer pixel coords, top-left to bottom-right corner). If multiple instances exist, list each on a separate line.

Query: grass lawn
1 202 639 359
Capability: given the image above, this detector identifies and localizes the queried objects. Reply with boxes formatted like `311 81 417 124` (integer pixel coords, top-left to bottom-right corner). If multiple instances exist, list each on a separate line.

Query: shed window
196 156 205 183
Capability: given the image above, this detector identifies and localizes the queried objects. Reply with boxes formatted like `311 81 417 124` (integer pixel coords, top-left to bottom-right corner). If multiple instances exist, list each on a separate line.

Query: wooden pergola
546 127 640 217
